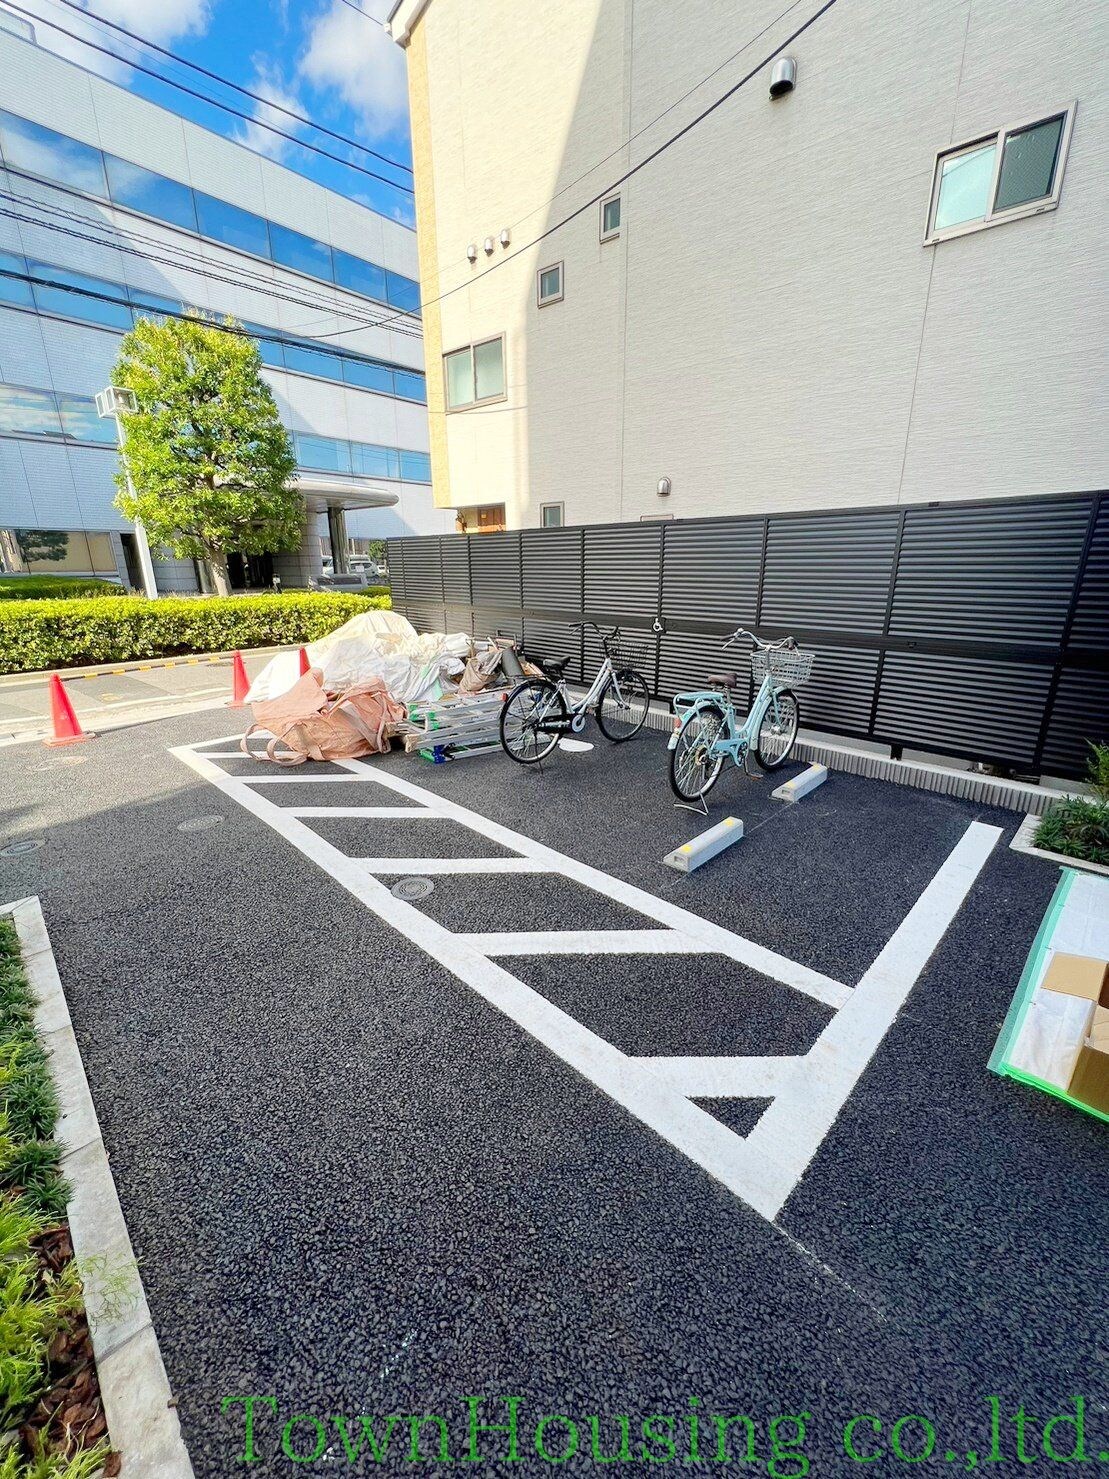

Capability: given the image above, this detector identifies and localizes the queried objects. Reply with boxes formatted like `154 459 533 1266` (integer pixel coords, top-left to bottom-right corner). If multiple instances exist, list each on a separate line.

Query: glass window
86 532 118 575
294 433 350 474
351 442 397 478
541 503 564 528
399 450 431 482
0 248 32 307
17 529 96 573
444 347 473 410
342 359 395 395
928 108 1073 242
57 394 116 444
385 270 420 314
104 154 198 232
995 114 1065 212
29 263 132 329
129 289 184 321
194 192 270 259
537 263 563 305
601 194 621 239
270 223 334 281
333 249 387 302
0 384 62 437
239 323 282 368
0 110 107 196
933 142 996 232
393 371 426 403
474 336 505 402
283 341 342 380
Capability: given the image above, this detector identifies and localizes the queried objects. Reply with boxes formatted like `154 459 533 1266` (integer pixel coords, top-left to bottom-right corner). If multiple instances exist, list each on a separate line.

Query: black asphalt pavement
0 708 1105 1477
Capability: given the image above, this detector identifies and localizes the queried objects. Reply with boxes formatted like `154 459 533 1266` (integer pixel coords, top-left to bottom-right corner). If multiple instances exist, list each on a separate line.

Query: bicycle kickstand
673 794 710 818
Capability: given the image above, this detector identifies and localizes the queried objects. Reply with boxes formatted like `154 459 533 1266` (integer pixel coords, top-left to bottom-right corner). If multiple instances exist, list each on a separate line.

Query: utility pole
95 386 158 599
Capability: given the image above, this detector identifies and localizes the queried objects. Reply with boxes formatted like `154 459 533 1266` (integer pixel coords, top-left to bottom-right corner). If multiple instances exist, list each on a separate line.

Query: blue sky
13 0 416 224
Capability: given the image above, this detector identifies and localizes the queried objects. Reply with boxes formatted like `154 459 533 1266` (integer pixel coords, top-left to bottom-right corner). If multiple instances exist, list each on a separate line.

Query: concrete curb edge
2 895 195 1478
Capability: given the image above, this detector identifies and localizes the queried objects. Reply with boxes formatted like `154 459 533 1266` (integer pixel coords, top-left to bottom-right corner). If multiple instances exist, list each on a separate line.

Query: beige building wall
391 0 1109 529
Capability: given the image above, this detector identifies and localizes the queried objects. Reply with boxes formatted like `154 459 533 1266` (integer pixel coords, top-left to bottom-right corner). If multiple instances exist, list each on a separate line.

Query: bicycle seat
539 655 570 679
707 670 740 689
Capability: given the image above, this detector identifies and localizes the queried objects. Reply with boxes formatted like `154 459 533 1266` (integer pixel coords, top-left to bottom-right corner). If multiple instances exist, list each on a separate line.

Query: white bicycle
498 621 652 764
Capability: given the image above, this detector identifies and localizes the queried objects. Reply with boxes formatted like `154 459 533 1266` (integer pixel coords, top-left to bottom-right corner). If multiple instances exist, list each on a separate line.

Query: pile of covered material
246 610 471 706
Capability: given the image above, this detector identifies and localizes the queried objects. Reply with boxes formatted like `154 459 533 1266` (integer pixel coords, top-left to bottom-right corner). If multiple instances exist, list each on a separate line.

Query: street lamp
96 385 157 599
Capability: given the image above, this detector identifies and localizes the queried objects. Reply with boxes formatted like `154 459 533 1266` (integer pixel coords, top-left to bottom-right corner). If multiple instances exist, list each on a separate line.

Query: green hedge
0 575 127 601
0 592 390 673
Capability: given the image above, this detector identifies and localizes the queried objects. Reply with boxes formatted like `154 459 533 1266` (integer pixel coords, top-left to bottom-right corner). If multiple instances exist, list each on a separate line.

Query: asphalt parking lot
1 707 1105 1476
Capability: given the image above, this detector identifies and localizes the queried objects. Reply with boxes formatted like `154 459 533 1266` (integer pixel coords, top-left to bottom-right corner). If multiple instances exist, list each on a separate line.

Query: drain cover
391 876 434 901
0 839 45 858
177 814 224 833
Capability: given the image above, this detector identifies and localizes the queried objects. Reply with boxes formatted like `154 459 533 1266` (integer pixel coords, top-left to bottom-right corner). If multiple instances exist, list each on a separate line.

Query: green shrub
1035 743 1109 866
0 592 390 673
0 577 126 602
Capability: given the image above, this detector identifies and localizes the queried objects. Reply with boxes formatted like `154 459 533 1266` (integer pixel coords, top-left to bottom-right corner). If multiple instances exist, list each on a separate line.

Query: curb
2 896 195 1478
633 698 1075 817
1009 813 1109 876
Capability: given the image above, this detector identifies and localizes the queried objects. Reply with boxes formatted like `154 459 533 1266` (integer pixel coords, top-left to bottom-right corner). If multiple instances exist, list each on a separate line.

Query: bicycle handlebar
723 627 797 651
570 620 622 653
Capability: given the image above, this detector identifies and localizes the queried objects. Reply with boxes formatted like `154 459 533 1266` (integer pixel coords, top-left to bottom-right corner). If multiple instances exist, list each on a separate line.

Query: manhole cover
0 839 45 858
177 815 224 833
391 877 434 901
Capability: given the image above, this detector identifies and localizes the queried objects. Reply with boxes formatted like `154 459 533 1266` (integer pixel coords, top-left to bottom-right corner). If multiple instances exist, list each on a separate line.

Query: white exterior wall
404 0 1109 528
0 28 450 578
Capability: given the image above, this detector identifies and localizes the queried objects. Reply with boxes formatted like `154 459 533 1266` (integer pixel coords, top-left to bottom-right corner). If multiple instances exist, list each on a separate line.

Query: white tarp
246 610 471 705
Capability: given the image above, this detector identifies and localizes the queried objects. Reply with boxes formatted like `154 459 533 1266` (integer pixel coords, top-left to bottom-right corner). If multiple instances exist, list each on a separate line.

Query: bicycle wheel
596 668 650 742
755 688 800 771
499 679 566 764
669 705 727 802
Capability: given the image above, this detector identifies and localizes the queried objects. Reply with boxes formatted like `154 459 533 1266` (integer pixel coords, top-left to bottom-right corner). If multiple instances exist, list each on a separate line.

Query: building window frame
923 103 1076 245
600 193 622 242
540 502 564 528
443 333 507 411
537 261 564 307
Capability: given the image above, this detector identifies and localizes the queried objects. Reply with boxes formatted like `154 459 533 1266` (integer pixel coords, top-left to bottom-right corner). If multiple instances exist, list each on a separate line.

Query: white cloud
233 63 305 161
7 0 211 83
300 0 408 138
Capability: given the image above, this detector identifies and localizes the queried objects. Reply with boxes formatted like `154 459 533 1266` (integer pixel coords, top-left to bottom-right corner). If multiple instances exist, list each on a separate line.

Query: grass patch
0 919 112 1477
1035 742 1109 866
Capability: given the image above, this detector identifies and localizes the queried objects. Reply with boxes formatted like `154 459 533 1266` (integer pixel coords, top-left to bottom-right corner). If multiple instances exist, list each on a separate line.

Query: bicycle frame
667 672 787 764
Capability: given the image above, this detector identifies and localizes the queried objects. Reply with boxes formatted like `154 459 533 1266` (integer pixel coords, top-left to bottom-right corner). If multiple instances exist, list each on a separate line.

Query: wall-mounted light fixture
483 236 495 255
466 243 478 263
769 57 797 98
657 476 672 497
499 228 511 247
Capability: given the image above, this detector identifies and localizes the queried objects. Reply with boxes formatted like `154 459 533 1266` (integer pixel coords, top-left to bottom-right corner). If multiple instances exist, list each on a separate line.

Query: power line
47 0 413 176
334 0 388 23
0 195 423 337
0 174 423 334
1 0 414 194
315 0 839 339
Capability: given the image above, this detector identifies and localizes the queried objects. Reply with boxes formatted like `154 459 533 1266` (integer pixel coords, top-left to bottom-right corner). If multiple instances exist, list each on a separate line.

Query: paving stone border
1008 814 1109 877
2 895 194 1478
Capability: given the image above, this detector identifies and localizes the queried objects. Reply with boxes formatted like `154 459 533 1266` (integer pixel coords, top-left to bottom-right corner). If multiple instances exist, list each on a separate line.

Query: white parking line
172 736 998 1222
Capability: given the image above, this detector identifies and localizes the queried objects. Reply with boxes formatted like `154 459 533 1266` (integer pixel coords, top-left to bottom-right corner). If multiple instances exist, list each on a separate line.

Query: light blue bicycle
667 627 814 803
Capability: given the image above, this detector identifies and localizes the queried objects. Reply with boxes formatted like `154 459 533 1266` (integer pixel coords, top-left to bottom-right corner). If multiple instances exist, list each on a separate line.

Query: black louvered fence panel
388 491 1108 778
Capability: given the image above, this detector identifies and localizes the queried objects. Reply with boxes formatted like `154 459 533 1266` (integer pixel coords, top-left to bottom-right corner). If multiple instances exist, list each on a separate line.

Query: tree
111 314 301 596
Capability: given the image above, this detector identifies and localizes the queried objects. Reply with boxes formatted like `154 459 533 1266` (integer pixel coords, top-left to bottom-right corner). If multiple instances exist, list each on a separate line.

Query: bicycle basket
750 647 815 686
605 635 649 671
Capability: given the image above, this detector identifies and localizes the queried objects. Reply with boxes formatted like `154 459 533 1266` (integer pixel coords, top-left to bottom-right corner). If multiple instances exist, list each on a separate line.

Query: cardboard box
1041 953 1109 1006
1068 1042 1109 1116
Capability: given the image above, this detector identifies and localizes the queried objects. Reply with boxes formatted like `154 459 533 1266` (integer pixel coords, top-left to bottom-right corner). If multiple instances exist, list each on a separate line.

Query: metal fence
387 490 1108 779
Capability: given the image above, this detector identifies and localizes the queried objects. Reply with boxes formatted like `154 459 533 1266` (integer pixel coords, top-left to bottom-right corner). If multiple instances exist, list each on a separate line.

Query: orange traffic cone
227 650 250 708
44 674 95 747
298 646 311 676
